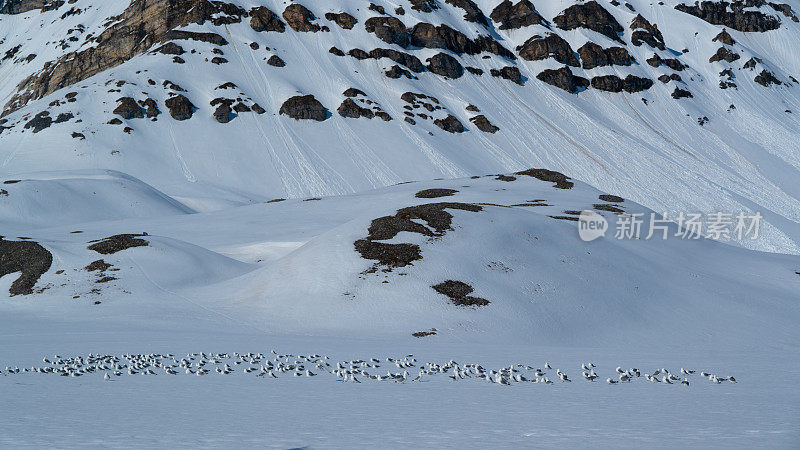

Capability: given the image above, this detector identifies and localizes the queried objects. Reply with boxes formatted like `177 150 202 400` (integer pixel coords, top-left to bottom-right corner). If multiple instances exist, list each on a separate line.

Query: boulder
279 95 328 121
536 66 589 93
490 0 546 29
325 11 357 29
113 97 144 119
490 66 523 85
165 94 195 120
578 42 633 69
517 33 579 67
469 115 499 133
283 4 320 32
675 1 781 32
267 55 286 67
427 52 464 78
337 98 375 119
553 1 624 43
365 17 410 47
250 6 286 32
434 115 466 133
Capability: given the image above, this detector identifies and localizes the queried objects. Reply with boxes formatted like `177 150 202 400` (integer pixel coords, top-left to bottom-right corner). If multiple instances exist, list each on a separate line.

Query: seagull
729 376 737 383
681 368 695 375
681 378 689 386
104 372 110 381
616 366 625 374
606 377 618 384
558 372 570 382
619 374 631 382
661 376 672 384
544 363 552 370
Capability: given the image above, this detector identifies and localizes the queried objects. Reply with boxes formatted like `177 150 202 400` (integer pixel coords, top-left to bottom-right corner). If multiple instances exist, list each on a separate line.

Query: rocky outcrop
709 47 740 62
325 11 357 29
489 0 547 29
445 0 489 25
165 94 195 120
647 54 687 71
675 1 781 32
630 14 665 50
24 111 52 133
369 48 425 72
283 4 320 32
155 42 185 55
3 0 241 116
536 67 589 93
434 115 466 133
469 115 499 133
713 28 736 45
427 52 464 78
113 97 144 119
517 33 579 67
338 98 373 119
672 87 694 98
212 100 233 123
0 0 62 14
553 1 624 43
141 98 159 118
267 55 286 67
0 237 52 296
279 95 328 121
577 42 633 69
490 66 523 85
754 69 781 86
250 6 285 32
364 17 410 47
591 74 653 92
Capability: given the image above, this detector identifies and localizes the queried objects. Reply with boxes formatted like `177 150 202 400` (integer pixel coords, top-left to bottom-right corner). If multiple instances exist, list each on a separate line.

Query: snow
0 0 799 446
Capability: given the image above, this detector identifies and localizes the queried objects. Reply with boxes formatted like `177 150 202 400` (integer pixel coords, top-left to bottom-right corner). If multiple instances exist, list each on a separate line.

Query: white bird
559 372 570 382
661 376 672 384
619 374 630 382
616 366 625 374
305 370 315 377
681 368 695 375
606 377 618 384
681 378 689 386
544 363 551 370
729 376 737 383
104 372 110 381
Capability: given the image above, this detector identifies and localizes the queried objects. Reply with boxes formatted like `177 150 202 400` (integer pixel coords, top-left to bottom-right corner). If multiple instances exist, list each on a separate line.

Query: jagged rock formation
517 34 579 67
279 95 328 121
553 1 625 43
577 42 634 69
536 67 589 93
675 1 781 32
489 0 547 30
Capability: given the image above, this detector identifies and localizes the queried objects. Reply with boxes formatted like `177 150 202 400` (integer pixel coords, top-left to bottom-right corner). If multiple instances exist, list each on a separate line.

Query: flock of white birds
1 350 736 387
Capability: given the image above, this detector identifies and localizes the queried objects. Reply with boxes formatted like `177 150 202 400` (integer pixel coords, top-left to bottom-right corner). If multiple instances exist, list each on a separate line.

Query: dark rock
622 75 653 92
213 103 233 123
469 115 499 133
87 233 149 255
409 22 516 59
517 33 579 67
630 14 665 50
325 11 357 29
591 75 624 92
427 52 464 78
754 69 781 86
54 112 73 123
267 55 286 67
141 98 159 118
415 188 458 198
156 42 184 55
671 87 693 98
108 118 123 125
647 54 686 71
354 202 482 268
465 66 484 75
71 132 85 140
337 98 374 119
251 103 266 114
577 42 633 69
369 48 425 72
343 88 367 98
250 42 259 50
283 4 320 32
536 67 589 93
0 237 52 296
713 28 736 44
599 194 624 202
368 3 386 14
165 30 227 46
490 66 523 85
329 46 345 56
385 65 415 79
434 115 466 133
173 56 185 64
113 97 144 119
85 259 112 272
233 102 250 113
445 0 489 25
348 48 370 60
516 168 574 189
211 56 228 64
554 1 624 43
490 0 547 29
432 280 490 307
675 1 781 32
165 94 195 120
365 16 410 47
709 46 740 63
24 111 52 133
279 95 328 121
250 6 286 32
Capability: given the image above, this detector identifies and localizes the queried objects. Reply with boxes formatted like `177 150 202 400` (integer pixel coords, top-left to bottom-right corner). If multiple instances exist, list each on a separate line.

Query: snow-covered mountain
1 0 799 446
0 0 799 251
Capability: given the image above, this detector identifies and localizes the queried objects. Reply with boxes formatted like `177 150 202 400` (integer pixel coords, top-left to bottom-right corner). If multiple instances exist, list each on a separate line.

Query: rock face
553 1 625 43
267 55 286 67
165 94 195 120
0 237 53 296
250 6 286 32
489 0 547 29
630 14 666 50
517 33 579 67
446 0 489 25
675 1 781 32
427 52 464 79
283 4 320 32
0 0 61 14
325 12 357 29
577 42 634 69
536 67 589 93
24 111 52 133
113 97 144 119
279 95 328 121
3 0 241 116
754 69 781 86
369 48 425 73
